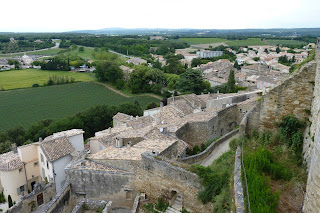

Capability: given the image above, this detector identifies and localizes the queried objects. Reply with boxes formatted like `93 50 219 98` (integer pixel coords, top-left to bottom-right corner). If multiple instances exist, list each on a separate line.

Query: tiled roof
70 159 131 174
40 137 75 162
0 151 24 171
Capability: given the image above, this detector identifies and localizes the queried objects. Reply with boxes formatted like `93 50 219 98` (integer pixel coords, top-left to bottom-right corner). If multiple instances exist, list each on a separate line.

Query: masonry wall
259 62 316 130
65 168 136 208
135 153 212 213
303 39 320 212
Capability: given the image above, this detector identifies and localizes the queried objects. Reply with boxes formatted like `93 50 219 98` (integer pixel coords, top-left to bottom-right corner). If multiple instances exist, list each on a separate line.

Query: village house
241 64 270 73
127 57 147 66
0 129 85 203
120 65 134 81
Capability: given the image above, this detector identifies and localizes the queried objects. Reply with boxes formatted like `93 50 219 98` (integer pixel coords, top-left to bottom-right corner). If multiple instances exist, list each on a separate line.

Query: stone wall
303 39 320 212
259 62 316 130
44 182 76 213
65 166 136 208
175 105 241 147
7 183 55 213
234 147 245 213
178 129 239 164
134 152 212 213
71 199 112 213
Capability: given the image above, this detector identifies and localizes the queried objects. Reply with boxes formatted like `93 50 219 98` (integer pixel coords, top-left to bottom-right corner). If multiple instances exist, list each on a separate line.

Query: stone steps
165 195 183 213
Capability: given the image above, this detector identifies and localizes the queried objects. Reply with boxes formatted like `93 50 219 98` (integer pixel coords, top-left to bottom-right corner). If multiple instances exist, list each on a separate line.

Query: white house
196 51 223 58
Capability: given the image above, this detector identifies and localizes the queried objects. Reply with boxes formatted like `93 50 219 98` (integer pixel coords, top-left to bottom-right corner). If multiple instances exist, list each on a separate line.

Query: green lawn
0 82 159 130
226 38 265 46
0 69 94 90
266 39 306 46
78 47 96 60
179 38 227 44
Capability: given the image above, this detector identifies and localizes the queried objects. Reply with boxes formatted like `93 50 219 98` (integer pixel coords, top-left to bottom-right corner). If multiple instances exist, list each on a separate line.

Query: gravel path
201 134 239 167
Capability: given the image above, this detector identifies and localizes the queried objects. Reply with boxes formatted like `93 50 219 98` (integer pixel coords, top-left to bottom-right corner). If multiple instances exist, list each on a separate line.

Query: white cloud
0 0 319 32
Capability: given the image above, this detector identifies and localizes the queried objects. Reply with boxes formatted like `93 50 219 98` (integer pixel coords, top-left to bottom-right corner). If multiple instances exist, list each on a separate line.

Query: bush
32 83 39 87
155 198 169 212
0 192 5 203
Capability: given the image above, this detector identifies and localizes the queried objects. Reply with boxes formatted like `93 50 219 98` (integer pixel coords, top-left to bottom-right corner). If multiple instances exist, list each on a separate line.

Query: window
34 162 38 167
46 161 49 169
40 154 44 163
19 168 23 173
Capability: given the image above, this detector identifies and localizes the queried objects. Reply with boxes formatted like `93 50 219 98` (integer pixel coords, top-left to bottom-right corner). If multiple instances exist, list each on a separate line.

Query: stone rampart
178 129 239 164
303 39 320 212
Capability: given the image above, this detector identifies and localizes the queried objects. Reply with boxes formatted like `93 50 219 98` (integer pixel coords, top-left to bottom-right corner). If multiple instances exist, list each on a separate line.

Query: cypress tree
226 70 236 93
8 195 13 208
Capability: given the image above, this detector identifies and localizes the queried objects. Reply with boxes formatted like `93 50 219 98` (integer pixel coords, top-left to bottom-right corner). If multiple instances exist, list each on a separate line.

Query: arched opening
169 190 178 206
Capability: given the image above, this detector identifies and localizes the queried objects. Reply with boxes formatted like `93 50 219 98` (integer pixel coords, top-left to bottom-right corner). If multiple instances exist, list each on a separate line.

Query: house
0 129 85 203
206 76 227 87
0 144 40 202
21 54 33 66
256 76 283 90
196 51 223 58
120 65 134 81
149 36 164 40
241 64 270 73
127 57 147 66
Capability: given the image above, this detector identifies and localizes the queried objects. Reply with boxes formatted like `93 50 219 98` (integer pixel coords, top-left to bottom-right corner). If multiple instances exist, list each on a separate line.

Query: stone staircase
165 194 182 213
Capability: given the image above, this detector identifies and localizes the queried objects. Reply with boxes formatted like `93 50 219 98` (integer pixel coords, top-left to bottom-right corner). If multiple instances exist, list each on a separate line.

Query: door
37 193 44 206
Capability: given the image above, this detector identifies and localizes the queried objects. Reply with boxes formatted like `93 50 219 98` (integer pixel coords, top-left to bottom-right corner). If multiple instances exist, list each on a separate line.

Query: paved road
201 134 239 167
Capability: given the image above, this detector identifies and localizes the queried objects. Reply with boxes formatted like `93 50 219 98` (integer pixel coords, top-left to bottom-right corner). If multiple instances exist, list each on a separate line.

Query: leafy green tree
95 61 123 83
78 46 85 52
165 73 180 90
152 59 162 69
253 57 260 61
226 70 236 93
276 46 281 53
127 66 149 93
191 58 202 67
177 69 210 94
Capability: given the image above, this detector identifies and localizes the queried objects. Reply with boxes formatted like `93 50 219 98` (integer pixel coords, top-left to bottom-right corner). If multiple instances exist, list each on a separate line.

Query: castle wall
303 39 320 212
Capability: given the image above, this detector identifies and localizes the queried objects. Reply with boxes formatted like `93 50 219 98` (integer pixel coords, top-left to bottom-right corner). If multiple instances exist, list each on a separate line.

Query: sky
1 0 320 32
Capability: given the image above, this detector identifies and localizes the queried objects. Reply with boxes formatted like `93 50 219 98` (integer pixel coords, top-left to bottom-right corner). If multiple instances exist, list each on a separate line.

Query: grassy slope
0 69 94 90
0 82 159 130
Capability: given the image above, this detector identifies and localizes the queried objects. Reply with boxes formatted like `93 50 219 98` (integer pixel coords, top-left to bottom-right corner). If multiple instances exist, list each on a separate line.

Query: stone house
196 51 223 58
120 65 134 81
127 57 147 66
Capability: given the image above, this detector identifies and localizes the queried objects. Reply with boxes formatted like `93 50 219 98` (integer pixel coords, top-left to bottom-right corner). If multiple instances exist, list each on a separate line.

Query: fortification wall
303 39 320 212
259 62 316 130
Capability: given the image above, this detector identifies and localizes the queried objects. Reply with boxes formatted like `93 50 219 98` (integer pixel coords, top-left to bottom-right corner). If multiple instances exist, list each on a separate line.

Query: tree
276 46 281 54
177 69 210 94
234 60 241 70
8 195 13 208
253 57 260 61
226 70 236 93
78 46 85 52
127 66 149 93
95 61 123 83
191 58 202 67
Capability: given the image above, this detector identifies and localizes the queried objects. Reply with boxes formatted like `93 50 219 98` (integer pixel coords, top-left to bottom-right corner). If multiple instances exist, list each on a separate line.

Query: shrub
32 83 39 87
0 192 5 203
155 198 169 211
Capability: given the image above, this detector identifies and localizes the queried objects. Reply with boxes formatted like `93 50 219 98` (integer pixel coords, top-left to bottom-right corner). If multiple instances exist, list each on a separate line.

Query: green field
0 69 94 90
0 82 159 130
179 38 227 44
266 39 306 46
0 48 64 59
77 47 96 60
225 38 265 46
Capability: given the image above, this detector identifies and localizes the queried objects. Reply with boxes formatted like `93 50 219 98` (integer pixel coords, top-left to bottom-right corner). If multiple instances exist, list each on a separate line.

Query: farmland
265 39 306 46
0 69 94 90
0 82 159 130
225 38 265 46
179 37 227 44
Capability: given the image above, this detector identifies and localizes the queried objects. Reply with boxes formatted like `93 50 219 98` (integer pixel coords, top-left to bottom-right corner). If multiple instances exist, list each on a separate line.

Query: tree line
0 103 143 154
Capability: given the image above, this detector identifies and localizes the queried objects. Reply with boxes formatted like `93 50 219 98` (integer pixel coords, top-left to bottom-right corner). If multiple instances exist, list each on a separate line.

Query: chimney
39 137 43 142
160 102 164 108
136 115 139 120
108 127 111 134
12 143 17 154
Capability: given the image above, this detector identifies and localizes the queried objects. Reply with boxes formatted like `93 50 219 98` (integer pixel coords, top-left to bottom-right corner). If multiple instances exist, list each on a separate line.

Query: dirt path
201 134 239 167
94 82 130 97
94 82 162 100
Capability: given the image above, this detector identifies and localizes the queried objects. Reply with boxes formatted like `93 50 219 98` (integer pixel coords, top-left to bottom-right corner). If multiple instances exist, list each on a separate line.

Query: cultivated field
0 48 64 59
0 82 159 130
225 38 265 46
179 38 227 44
0 69 94 90
265 39 306 46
